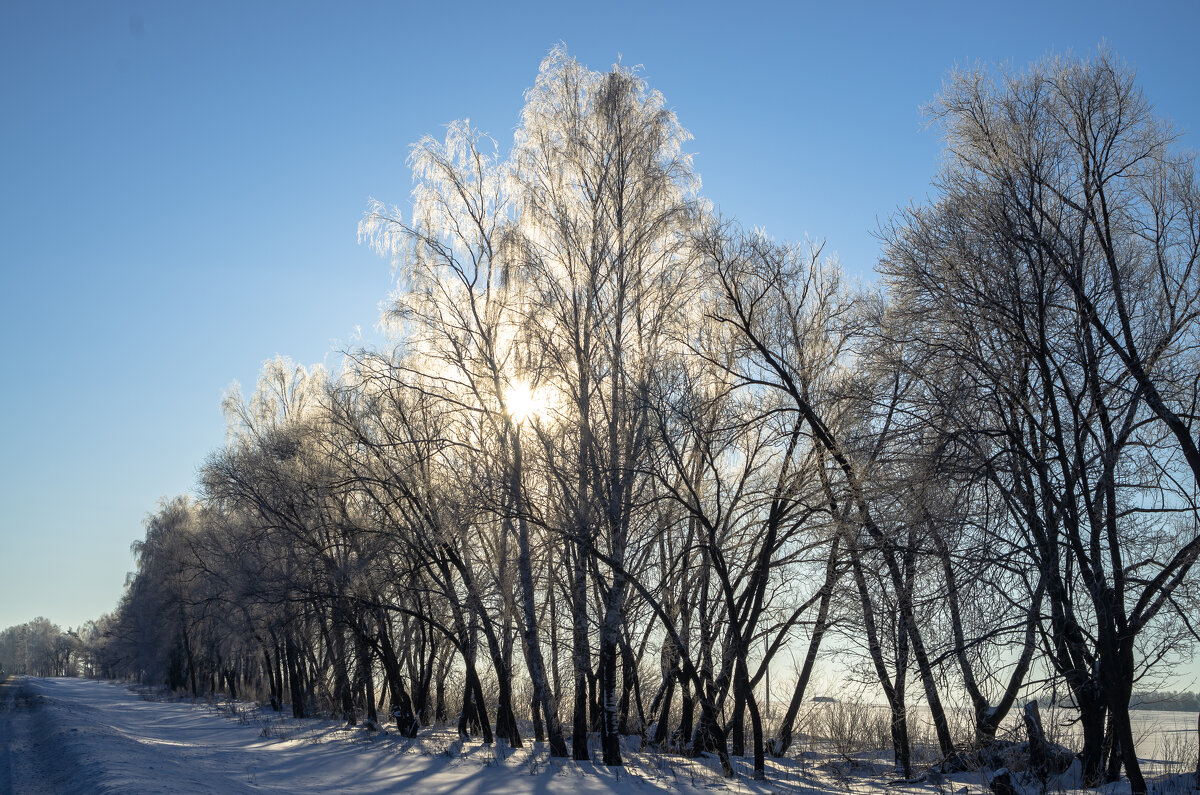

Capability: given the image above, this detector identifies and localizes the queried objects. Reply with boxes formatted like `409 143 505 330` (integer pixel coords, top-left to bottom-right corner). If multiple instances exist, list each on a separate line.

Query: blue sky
1 0 1197 679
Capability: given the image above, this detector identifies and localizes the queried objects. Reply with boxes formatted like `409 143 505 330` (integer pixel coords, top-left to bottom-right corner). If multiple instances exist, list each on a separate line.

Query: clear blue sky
1 0 1197 675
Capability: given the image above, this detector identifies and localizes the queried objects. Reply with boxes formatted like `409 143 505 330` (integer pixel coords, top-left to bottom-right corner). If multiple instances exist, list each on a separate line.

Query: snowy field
832 702 1200 767
1043 708 1198 766
1 677 1196 794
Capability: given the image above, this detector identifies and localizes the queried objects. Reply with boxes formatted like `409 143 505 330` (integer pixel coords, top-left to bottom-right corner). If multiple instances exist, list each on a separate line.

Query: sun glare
504 380 543 424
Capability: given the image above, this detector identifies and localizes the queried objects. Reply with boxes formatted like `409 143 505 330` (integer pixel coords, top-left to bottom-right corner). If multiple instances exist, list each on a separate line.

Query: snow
1 677 765 793
1 677 1196 794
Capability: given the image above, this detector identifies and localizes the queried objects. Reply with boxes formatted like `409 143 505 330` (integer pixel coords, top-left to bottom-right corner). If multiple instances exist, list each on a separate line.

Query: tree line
85 47 1199 792
0 618 96 678
1128 691 1200 712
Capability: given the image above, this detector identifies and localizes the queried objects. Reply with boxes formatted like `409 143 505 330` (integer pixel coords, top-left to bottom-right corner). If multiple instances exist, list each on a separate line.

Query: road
0 676 60 794
0 677 697 794
0 676 439 794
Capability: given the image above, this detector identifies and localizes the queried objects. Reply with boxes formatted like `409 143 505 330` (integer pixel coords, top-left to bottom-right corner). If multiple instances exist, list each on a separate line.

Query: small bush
812 700 892 761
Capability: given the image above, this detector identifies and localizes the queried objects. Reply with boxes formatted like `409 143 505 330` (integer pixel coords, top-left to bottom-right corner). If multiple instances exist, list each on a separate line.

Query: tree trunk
570 542 591 760
1111 699 1146 793
414 627 436 727
464 661 493 743
1023 701 1049 783
458 675 475 738
181 624 198 698
902 609 954 758
331 626 355 725
773 538 838 756
376 630 418 737
678 674 695 747
509 430 569 756
493 658 522 748
434 650 448 725
730 685 746 757
852 554 910 777
1078 693 1107 787
617 634 637 736
650 666 676 747
598 630 622 765
357 636 377 725
285 636 306 719
746 685 765 780
531 693 545 742
1104 717 1122 784
263 646 281 712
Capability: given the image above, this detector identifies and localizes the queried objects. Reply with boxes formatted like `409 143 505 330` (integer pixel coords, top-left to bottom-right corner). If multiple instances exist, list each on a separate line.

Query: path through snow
0 677 774 794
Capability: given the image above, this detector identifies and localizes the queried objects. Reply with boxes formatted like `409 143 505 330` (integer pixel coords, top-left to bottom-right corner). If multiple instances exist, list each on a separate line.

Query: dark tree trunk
730 683 746 757
415 630 436 726
1111 697 1145 793
434 653 448 725
181 625 198 698
773 537 838 756
351 633 377 725
284 636 306 719
571 655 590 760
678 675 695 747
852 554 910 777
617 635 637 736
362 643 378 726
333 630 355 725
588 669 601 733
598 632 622 765
376 630 418 737
458 677 475 738
275 645 286 713
650 667 676 747
691 696 726 756
493 660 523 748
1023 701 1049 782
263 647 281 712
746 686 765 780
1104 718 1122 784
466 663 493 744
1077 693 1107 787
531 694 545 742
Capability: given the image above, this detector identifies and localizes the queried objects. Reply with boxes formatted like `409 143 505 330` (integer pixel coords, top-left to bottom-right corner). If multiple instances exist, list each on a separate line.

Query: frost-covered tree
0 617 79 677
508 46 701 767
881 49 1200 793
87 46 1200 792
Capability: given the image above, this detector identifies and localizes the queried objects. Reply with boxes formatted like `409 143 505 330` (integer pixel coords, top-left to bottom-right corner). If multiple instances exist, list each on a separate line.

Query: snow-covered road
0 677 762 794
2 676 375 794
0 676 55 794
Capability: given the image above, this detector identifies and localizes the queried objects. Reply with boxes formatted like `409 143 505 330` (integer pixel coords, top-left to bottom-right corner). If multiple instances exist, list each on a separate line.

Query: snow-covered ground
1 677 1195 794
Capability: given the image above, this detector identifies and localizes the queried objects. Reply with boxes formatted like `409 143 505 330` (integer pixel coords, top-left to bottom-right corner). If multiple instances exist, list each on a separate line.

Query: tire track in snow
0 677 57 795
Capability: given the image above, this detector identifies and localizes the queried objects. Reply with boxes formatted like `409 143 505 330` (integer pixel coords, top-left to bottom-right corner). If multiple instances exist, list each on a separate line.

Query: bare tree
698 223 959 765
882 49 1200 791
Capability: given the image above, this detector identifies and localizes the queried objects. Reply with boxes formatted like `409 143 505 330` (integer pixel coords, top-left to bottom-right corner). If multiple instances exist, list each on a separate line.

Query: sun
504 379 544 424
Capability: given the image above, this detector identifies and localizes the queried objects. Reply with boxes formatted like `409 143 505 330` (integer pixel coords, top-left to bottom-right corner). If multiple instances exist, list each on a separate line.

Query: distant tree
0 618 76 677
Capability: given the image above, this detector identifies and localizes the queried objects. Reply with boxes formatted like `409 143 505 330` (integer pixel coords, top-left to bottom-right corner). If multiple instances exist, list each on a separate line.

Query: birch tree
509 46 700 766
